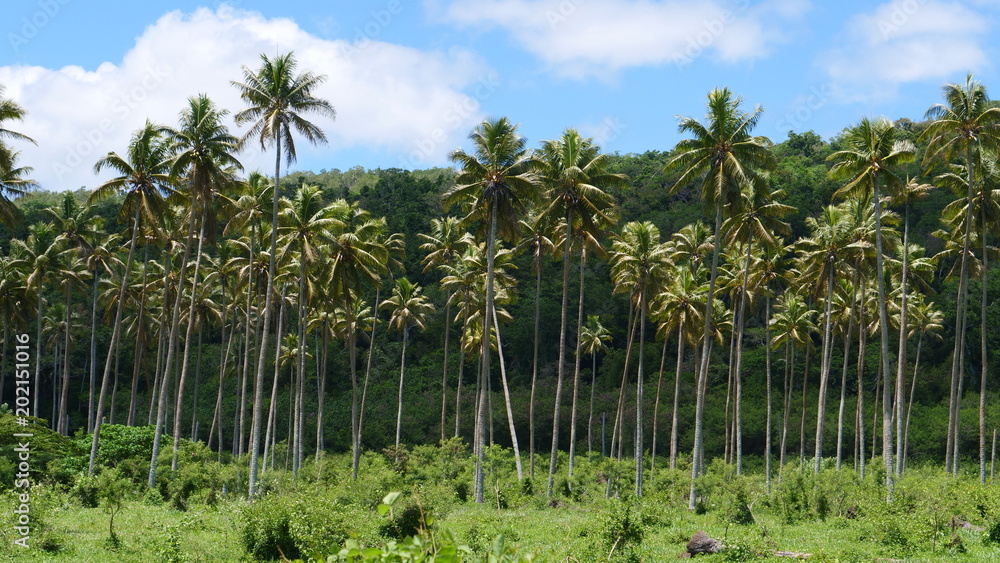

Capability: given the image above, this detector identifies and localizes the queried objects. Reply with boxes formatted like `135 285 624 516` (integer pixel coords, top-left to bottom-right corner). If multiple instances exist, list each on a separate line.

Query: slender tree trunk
635 288 647 498
170 209 208 472
800 343 811 466
733 240 754 473
475 206 499 504
530 249 542 476
872 180 895 497
903 333 924 472
588 348 598 457
765 292 773 493
780 341 794 475
89 205 141 476
650 336 668 475
569 249 586 477
127 247 149 426
690 206 722 509
358 288 381 458
262 286 287 475
88 263 100 432
455 298 470 438
815 267 835 473
441 294 452 444
980 209 989 483
492 306 524 480
837 271 859 470
395 327 408 448
670 322 684 470
248 136 283 497
895 207 911 477
856 300 868 478
57 281 73 435
547 212 573 497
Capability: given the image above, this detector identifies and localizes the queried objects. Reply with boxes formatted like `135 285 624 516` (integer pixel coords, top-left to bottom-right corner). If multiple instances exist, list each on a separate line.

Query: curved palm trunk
980 208 989 483
454 296 471 438
569 249 586 477
263 286 287 472
492 306 523 480
358 287 381 456
733 240 754 473
814 266 835 473
88 264 100 432
779 340 794 477
395 327 409 448
650 336 669 474
248 134 283 497
547 213 573 497
89 205 141 476
903 332 925 471
837 271 859 470
169 209 208 472
610 307 638 461
690 206 722 510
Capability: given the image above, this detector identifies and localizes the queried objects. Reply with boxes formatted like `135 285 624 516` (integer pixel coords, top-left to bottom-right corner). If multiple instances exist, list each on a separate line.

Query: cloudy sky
2 0 999 191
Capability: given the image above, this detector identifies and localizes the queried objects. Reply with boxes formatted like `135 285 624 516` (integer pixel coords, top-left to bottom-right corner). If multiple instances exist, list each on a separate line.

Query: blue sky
2 0 999 191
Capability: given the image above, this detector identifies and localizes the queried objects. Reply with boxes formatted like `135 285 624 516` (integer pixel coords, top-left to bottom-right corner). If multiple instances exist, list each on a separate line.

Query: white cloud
0 5 494 191
822 0 993 101
431 0 809 78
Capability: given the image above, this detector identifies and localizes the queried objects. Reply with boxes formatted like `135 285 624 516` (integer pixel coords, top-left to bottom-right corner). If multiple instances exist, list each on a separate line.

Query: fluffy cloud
431 0 809 78
0 5 493 190
822 0 993 100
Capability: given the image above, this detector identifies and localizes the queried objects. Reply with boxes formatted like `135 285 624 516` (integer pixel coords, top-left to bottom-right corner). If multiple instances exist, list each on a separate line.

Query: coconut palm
87 122 174 475
419 216 470 443
444 116 538 501
665 87 776 508
579 314 611 456
380 278 435 450
827 116 914 495
609 221 671 497
0 253 29 404
770 290 816 474
920 74 1000 476
232 51 335 496
901 294 944 470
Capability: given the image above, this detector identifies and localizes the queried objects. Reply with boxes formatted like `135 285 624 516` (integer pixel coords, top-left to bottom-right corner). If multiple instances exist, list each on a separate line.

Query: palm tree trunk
441 294 452 444
635 288 647 498
814 267 834 473
530 250 542 476
88 264 99 432
903 332 924 471
262 286 287 474
455 298 470 438
670 322 684 470
127 247 149 426
980 207 989 483
491 306 524 480
170 209 208 472
569 248 586 478
895 207 911 478
475 205 498 504
58 282 72 435
315 322 328 458
765 292 773 493
547 212 573 497
358 287 381 458
610 307 638 462
780 340 794 476
872 180 895 497
89 205 141 476
395 327 408 448
856 301 868 478
733 240 754 473
690 205 722 509
837 271 859 470
589 348 598 457
650 336 669 474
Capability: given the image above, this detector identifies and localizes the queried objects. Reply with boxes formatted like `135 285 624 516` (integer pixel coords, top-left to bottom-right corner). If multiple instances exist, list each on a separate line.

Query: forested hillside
0 60 998 515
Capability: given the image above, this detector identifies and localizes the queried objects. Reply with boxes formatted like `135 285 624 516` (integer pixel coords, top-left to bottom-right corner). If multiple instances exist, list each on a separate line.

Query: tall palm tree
381 278 435 450
444 116 538 502
87 122 174 475
770 290 816 474
901 294 944 470
0 151 36 226
232 52 335 497
828 116 914 495
721 181 792 472
418 216 470 443
535 129 624 486
796 204 853 472
920 74 1000 476
610 221 670 498
665 88 776 508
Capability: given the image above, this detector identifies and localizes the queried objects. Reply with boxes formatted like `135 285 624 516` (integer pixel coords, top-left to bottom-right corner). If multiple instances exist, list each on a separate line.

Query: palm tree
665 88 776 508
770 290 816 474
901 294 944 470
721 180 792 472
579 315 611 456
419 217 470 443
610 221 670 497
0 84 36 177
87 122 175 476
232 52 335 497
920 74 1000 475
796 204 853 472
0 151 36 226
381 278 435 450
887 178 933 476
535 129 624 485
0 253 29 404
651 264 705 470
444 116 538 502
828 116 914 495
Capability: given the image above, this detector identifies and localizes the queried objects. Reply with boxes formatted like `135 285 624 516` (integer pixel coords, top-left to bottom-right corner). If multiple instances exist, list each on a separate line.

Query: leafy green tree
444 117 538 501
232 52 335 496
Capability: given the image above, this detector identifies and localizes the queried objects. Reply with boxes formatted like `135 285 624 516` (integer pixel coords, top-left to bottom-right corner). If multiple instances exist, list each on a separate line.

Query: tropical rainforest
0 54 999 561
